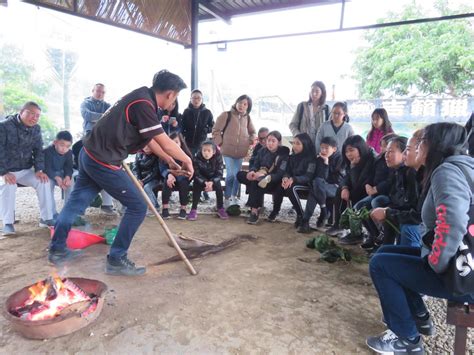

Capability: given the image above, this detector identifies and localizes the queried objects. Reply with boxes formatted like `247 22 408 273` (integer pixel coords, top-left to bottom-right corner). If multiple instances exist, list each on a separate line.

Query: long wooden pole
122 163 197 276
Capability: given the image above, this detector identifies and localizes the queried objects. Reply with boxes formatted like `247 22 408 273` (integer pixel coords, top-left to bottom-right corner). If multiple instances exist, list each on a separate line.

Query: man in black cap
49 70 193 276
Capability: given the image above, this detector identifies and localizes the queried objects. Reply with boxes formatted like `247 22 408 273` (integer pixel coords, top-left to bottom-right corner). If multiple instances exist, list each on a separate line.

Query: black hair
332 101 349 122
321 136 338 148
387 136 407 152
293 133 316 157
200 139 216 153
169 132 193 158
267 130 282 143
381 132 398 146
56 130 73 142
368 108 393 142
21 101 41 111
258 127 269 135
421 122 467 193
232 94 252 114
342 135 370 167
191 89 202 96
307 81 327 106
93 83 105 88
152 70 187 93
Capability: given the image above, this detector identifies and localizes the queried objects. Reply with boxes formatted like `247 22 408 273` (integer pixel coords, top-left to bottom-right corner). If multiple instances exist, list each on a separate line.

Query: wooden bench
446 301 474 355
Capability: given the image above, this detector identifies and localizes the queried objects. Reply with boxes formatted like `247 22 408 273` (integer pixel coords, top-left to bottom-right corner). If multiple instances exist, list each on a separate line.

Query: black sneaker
297 220 311 234
294 215 303 228
247 212 259 225
366 329 424 354
106 255 146 276
326 226 345 237
162 208 170 219
361 236 375 250
339 233 364 245
267 211 278 222
178 209 187 220
48 248 83 265
415 313 436 336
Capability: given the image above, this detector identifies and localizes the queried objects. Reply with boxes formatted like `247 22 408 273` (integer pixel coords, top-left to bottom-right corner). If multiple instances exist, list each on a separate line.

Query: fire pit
4 277 107 339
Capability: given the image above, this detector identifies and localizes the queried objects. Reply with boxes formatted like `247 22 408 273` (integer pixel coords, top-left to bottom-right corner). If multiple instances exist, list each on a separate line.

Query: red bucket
49 228 105 249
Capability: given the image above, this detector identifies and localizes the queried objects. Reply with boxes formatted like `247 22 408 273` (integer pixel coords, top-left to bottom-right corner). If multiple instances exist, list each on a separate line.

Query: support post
191 0 199 90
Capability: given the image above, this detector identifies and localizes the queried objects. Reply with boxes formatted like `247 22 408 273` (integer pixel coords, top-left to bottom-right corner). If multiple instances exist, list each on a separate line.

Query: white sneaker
230 196 240 206
224 199 230 209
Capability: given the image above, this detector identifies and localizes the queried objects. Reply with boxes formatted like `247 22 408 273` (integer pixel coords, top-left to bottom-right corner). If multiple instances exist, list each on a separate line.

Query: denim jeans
398 224 422 247
223 156 243 198
370 245 474 338
143 180 160 209
50 149 147 258
353 194 390 210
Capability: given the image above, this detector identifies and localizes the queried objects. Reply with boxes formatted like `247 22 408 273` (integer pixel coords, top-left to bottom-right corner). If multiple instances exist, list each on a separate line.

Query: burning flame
15 273 91 321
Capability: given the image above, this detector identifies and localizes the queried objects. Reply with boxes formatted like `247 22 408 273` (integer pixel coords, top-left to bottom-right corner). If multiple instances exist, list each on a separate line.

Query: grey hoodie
421 155 474 274
80 96 111 134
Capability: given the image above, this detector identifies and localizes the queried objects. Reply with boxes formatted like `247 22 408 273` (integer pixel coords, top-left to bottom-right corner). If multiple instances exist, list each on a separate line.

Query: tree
46 47 79 130
353 1 474 98
0 44 56 144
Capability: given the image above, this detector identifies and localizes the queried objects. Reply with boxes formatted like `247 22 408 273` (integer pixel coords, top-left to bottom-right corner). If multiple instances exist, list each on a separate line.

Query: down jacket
212 108 256 158
193 146 224 185
251 145 290 182
181 103 214 150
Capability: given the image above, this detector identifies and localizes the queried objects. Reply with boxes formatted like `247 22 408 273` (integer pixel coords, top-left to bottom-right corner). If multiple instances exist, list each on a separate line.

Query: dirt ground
0 214 388 354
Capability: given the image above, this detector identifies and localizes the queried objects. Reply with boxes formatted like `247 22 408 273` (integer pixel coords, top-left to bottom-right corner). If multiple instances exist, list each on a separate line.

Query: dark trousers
370 245 474 338
192 180 223 209
50 149 147 258
236 171 279 208
273 184 308 217
162 176 189 206
303 177 338 220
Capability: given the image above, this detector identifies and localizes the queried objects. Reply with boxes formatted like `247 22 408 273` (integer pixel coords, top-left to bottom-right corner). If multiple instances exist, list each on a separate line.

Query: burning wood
10 274 96 321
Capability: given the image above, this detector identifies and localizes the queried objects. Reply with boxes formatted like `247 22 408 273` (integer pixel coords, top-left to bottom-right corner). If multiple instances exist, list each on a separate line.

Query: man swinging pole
48 70 194 276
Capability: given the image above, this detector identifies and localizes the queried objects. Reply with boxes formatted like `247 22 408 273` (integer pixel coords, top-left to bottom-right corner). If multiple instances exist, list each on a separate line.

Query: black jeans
272 184 308 217
192 180 223 209
236 171 279 209
162 176 189 206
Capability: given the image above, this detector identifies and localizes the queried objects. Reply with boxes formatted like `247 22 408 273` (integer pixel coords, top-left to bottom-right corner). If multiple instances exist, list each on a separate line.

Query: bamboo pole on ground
122 163 197 275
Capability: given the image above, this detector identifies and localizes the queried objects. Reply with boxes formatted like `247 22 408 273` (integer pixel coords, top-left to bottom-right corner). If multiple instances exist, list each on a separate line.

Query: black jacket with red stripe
83 86 164 167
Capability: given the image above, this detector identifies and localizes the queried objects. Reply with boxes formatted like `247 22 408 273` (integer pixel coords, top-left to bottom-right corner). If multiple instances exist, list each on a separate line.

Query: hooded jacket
0 114 45 175
212 108 256 159
193 144 224 185
421 155 474 274
251 146 290 182
80 96 111 133
284 153 316 186
181 103 214 150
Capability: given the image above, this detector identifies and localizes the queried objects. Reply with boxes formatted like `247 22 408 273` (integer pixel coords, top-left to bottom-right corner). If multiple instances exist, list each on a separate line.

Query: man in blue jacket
80 83 116 215
0 102 54 235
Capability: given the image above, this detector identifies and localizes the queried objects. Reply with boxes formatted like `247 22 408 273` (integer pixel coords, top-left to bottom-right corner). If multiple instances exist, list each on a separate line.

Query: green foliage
0 44 56 144
340 207 371 237
353 1 474 98
306 235 352 263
